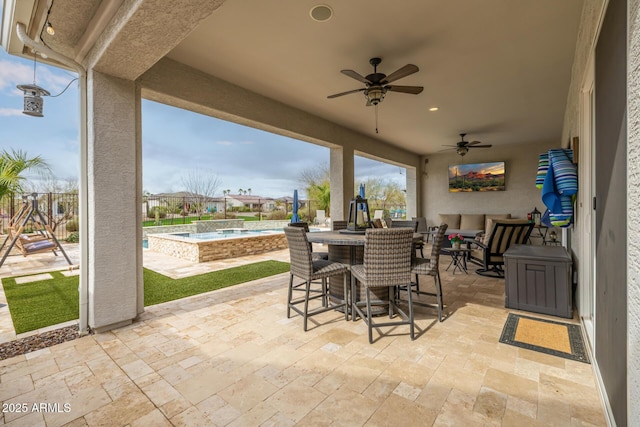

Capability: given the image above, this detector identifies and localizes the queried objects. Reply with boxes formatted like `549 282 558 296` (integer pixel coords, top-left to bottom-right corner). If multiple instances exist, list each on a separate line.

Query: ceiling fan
441 133 492 157
327 57 423 106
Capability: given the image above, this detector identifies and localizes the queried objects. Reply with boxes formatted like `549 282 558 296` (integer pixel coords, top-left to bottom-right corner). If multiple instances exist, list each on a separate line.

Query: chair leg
322 278 328 308
407 281 415 340
366 288 374 344
287 274 294 318
351 273 358 322
434 272 443 322
303 280 311 331
343 273 349 321
415 273 420 293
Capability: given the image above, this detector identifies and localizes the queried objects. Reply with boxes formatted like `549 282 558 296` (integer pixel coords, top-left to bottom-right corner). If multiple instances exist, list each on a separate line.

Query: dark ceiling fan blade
467 140 483 146
442 144 459 148
341 69 372 84
327 88 366 99
438 147 457 152
385 85 423 94
469 144 492 148
382 64 419 84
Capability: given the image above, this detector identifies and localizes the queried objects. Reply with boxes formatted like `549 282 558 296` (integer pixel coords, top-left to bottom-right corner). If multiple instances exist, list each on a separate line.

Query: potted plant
448 233 464 250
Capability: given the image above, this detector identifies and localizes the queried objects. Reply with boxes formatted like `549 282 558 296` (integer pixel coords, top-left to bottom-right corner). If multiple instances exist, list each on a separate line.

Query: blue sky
0 39 405 198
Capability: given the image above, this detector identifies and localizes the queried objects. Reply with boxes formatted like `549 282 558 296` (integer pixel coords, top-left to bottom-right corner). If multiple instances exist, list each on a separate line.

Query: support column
86 70 142 332
405 167 417 219
330 146 354 222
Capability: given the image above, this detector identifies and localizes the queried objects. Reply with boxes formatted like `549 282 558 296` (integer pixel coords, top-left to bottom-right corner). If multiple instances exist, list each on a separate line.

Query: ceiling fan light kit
441 133 493 158
327 57 423 132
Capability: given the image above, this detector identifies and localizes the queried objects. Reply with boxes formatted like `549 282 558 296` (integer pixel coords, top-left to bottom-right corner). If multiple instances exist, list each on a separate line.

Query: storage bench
504 244 573 318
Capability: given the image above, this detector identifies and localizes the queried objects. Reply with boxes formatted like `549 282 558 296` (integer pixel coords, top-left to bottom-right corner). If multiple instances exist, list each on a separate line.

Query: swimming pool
146 228 289 262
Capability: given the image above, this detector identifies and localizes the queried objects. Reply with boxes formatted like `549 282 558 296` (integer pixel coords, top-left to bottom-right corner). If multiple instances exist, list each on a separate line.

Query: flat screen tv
448 161 505 192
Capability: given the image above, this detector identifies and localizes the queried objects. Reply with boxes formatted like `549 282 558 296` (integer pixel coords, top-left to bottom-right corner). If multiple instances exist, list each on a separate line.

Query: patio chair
287 222 328 260
283 227 349 331
391 219 423 257
404 223 448 322
351 228 415 343
467 220 534 277
315 210 328 226
332 220 348 231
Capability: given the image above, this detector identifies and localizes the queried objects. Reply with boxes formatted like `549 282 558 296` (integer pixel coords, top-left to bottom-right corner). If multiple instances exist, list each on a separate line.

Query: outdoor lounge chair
467 220 534 277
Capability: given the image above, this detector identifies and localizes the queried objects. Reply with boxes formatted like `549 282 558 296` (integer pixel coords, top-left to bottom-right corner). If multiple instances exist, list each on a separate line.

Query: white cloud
216 140 233 146
0 108 23 116
0 57 77 95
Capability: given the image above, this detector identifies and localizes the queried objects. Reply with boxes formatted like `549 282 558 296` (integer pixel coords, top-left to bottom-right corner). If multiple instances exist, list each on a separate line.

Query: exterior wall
628 0 640 421
422 140 557 227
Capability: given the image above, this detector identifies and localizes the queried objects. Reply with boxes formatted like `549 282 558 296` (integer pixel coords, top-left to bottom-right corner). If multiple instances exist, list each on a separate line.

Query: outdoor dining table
306 230 423 316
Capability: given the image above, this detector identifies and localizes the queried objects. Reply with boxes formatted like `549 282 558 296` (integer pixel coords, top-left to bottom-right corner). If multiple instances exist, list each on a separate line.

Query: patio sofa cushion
438 214 461 229
460 214 485 231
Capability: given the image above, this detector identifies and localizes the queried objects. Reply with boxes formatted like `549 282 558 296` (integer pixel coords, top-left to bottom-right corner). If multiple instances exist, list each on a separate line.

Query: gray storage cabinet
504 245 573 318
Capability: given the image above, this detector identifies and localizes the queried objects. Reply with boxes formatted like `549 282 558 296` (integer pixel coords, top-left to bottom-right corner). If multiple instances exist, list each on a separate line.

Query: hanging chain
374 104 379 134
32 51 37 85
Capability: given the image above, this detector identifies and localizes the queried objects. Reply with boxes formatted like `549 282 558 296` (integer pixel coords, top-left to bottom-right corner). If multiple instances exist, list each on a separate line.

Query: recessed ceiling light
429 107 439 112
310 5 333 22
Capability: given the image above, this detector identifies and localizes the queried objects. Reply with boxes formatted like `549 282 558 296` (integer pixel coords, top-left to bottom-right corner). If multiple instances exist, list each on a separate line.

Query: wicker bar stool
406 223 448 322
288 222 328 260
283 227 349 331
351 228 415 343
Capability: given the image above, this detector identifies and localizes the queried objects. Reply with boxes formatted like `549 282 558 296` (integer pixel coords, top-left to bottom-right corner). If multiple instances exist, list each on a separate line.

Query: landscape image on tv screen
448 161 505 192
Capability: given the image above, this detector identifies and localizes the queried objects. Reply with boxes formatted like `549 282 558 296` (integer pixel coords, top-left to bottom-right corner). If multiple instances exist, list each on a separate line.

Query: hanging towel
535 153 549 189
541 148 577 228
548 149 577 195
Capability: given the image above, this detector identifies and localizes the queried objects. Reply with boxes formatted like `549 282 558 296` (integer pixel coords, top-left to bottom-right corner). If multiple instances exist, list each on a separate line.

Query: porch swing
0 193 72 268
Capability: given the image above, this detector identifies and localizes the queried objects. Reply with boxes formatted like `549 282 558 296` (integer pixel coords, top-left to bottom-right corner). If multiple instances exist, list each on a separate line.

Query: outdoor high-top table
306 230 423 317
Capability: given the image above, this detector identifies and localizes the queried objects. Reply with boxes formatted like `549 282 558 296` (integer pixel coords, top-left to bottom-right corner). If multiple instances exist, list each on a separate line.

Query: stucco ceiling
13 0 584 156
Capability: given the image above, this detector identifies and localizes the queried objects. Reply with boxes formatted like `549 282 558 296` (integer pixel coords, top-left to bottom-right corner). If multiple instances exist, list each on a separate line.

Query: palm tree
0 149 49 200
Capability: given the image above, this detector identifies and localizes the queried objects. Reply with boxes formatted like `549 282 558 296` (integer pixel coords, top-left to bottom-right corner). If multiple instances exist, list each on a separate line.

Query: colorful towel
535 153 549 189
540 148 577 228
549 149 577 195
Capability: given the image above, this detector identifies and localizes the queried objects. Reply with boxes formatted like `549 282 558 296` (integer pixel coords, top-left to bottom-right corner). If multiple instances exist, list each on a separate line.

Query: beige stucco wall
422 139 557 227
628 0 640 421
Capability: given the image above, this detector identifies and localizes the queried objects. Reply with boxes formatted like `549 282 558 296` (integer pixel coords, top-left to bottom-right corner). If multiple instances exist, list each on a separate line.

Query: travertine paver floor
0 248 606 426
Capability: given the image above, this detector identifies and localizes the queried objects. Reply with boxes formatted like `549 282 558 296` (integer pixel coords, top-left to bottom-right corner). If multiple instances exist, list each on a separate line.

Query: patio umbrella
291 189 300 223
359 183 367 212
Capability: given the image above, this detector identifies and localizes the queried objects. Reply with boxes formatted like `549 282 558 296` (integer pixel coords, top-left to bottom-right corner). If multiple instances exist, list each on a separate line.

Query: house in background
1 0 637 423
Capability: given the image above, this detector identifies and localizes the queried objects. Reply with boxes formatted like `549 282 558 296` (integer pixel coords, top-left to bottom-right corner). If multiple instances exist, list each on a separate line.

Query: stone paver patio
0 243 606 425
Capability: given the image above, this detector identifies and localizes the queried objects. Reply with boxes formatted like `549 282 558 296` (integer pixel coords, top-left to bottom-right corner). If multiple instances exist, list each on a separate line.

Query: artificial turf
2 260 289 334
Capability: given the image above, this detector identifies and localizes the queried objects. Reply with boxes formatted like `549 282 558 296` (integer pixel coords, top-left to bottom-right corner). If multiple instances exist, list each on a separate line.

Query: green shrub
147 207 167 219
65 219 79 232
65 232 79 243
266 210 287 220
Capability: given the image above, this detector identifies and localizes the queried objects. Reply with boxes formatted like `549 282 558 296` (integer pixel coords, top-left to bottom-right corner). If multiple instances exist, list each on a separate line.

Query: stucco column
330 146 354 222
628 0 640 420
405 166 417 218
86 70 142 332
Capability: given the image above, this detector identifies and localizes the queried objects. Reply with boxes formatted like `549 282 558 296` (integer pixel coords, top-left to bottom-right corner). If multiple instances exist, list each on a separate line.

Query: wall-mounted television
448 161 505 192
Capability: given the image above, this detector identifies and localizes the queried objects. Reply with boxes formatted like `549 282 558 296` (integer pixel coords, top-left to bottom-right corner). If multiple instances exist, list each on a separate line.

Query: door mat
499 313 589 363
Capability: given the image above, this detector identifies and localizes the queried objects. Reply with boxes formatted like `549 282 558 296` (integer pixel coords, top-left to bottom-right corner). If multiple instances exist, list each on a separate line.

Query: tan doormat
499 313 589 363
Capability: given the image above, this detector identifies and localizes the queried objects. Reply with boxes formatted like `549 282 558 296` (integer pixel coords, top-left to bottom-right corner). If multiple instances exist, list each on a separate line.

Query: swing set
0 193 72 268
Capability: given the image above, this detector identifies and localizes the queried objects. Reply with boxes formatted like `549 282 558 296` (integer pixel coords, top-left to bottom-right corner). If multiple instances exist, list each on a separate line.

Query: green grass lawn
2 260 289 334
